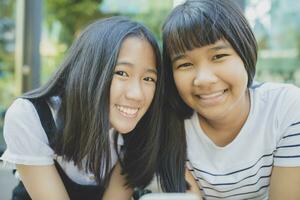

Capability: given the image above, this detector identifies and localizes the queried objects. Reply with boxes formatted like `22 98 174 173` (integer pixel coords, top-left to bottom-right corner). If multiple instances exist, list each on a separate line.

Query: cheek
173 72 191 95
233 67 248 87
220 60 248 87
109 79 122 103
144 85 156 105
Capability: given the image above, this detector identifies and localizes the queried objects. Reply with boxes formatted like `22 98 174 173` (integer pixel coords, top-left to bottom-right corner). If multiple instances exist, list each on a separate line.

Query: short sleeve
0 98 55 166
274 85 300 167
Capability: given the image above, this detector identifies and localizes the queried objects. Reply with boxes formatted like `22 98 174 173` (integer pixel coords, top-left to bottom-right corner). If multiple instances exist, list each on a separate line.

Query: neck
199 90 250 147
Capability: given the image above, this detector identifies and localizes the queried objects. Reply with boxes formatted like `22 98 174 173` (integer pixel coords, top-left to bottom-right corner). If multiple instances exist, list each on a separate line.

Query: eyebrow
171 54 187 63
208 44 231 51
171 43 231 63
116 61 157 74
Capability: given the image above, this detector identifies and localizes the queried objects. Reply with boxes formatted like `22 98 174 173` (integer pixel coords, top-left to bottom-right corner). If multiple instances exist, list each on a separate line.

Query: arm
185 168 203 199
2 99 69 199
102 162 133 200
16 164 69 200
269 87 300 199
270 144 300 199
269 166 300 200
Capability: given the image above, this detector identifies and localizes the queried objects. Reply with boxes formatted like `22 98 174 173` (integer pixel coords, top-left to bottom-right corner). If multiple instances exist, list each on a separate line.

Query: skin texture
269 166 300 200
109 37 157 134
172 39 250 147
16 164 70 200
17 37 158 200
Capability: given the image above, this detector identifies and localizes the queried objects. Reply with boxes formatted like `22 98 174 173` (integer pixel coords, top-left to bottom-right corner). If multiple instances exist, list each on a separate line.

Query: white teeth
116 105 138 116
199 91 224 99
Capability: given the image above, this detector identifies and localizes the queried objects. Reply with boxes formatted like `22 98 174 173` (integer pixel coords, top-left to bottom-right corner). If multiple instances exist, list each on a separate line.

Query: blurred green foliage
0 0 15 150
41 0 172 84
128 0 172 45
0 0 15 109
253 0 300 86
45 0 106 46
41 0 115 84
256 58 300 85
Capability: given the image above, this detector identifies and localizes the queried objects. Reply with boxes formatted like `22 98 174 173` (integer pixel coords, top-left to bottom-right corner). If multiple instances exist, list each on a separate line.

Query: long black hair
159 0 258 192
24 16 164 188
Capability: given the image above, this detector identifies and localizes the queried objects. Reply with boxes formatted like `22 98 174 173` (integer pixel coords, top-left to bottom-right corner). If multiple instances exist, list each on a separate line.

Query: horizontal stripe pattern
204 184 269 199
188 153 273 199
275 125 300 163
291 121 300 126
191 153 273 176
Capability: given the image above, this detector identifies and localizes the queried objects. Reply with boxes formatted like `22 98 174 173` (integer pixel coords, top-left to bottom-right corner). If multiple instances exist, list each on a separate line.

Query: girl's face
109 37 157 134
171 39 249 122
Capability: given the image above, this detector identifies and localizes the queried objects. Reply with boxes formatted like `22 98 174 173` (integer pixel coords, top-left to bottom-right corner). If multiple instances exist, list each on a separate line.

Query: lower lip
195 90 227 106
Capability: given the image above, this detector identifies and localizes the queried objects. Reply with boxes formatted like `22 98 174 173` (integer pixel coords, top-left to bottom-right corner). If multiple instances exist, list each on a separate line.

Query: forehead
118 37 153 56
117 37 157 70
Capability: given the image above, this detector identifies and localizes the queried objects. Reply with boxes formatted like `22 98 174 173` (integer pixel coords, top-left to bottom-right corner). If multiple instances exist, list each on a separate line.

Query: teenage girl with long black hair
1 16 164 200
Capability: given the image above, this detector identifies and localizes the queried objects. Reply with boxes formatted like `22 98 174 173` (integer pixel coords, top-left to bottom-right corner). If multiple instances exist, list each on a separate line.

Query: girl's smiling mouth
115 104 139 118
195 89 228 106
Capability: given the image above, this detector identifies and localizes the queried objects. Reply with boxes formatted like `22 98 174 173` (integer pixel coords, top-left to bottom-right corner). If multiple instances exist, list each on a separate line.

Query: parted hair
24 16 164 188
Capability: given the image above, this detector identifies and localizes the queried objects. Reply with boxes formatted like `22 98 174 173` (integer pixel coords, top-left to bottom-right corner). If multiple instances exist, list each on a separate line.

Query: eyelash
144 77 156 83
177 62 192 69
212 54 229 61
175 53 230 69
114 71 128 77
114 71 156 83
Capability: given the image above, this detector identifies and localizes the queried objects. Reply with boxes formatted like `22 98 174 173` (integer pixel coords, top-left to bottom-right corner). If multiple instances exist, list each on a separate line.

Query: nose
125 80 144 102
193 66 218 86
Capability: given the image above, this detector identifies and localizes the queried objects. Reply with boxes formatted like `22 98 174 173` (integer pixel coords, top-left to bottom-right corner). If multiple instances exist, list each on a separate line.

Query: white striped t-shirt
185 82 300 200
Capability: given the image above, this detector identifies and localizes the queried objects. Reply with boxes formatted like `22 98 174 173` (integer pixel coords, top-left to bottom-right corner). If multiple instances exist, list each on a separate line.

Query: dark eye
144 77 156 83
177 62 193 69
114 71 128 77
212 54 229 61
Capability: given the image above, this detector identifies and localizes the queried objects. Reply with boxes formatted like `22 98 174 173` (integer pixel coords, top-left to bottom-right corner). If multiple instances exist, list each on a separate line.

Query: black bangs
163 0 257 87
163 6 224 60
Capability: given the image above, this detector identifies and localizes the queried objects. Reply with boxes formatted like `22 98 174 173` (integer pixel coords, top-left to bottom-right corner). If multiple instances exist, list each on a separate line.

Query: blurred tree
129 0 172 45
41 0 121 84
0 0 15 107
0 0 16 151
0 0 15 75
41 0 173 88
45 0 111 46
0 0 15 17
247 0 300 85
